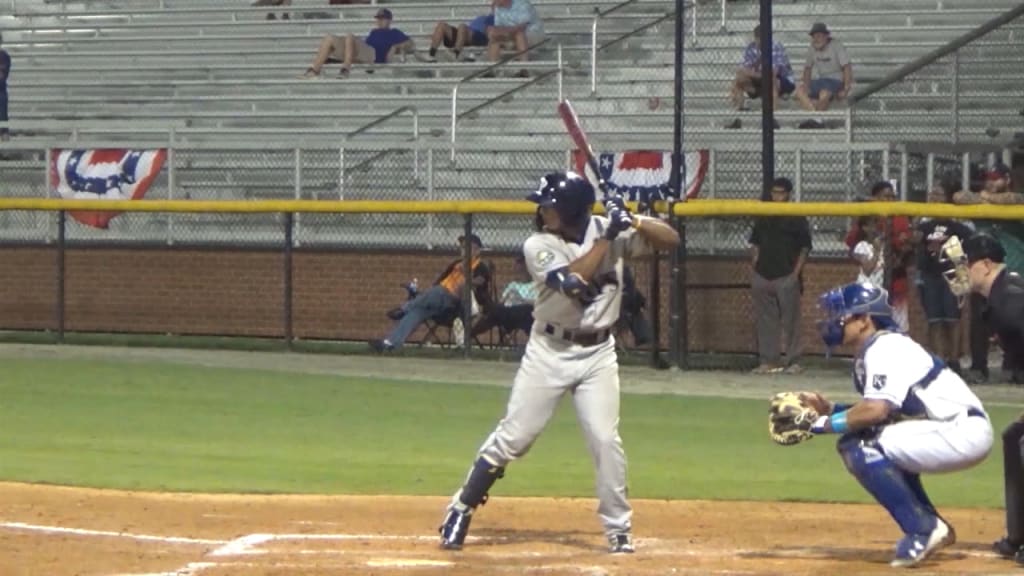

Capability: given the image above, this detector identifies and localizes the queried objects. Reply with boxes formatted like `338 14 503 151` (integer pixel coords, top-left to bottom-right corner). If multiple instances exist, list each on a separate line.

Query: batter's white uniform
475 215 650 536
856 331 993 473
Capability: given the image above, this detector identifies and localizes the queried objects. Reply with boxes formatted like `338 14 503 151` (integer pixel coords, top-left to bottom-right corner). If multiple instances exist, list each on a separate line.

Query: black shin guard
458 457 505 509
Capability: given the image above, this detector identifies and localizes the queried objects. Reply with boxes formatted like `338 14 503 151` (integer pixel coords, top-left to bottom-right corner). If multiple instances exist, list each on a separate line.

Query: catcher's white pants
878 412 993 474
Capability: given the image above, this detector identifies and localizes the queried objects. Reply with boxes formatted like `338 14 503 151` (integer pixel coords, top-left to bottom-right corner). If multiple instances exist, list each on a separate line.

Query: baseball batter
438 171 679 553
808 281 993 567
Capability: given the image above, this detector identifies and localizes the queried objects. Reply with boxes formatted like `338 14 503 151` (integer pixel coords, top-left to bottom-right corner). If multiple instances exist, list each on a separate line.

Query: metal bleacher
0 0 1021 250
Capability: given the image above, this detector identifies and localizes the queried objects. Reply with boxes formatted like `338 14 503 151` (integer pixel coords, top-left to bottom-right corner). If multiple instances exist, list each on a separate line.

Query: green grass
0 358 1010 508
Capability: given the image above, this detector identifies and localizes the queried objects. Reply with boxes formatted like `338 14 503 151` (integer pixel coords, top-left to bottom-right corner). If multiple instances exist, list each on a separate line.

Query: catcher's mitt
769 392 819 446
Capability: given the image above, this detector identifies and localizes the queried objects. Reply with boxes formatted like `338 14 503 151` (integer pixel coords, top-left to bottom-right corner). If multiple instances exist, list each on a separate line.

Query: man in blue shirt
0 32 10 141
427 13 494 62
301 8 414 78
728 25 793 125
486 0 544 78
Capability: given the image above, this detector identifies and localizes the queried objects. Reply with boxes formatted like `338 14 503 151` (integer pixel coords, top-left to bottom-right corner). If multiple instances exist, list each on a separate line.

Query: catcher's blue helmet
526 171 596 230
818 282 898 348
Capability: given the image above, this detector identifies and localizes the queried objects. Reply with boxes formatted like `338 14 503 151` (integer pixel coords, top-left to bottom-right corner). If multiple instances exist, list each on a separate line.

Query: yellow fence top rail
3 198 1024 220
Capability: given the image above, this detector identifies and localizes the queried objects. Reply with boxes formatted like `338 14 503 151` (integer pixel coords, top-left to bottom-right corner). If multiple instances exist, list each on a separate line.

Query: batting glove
604 207 634 240
604 195 628 214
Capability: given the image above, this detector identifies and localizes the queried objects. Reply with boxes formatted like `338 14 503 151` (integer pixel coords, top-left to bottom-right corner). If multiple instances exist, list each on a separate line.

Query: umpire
953 233 1024 564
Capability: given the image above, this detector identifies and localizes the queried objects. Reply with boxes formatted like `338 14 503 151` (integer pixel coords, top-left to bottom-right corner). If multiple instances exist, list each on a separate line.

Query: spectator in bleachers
485 0 545 78
844 181 911 331
748 177 811 375
301 8 415 79
0 32 10 142
914 180 973 374
794 22 853 129
370 234 493 353
252 0 291 20
426 13 495 62
726 25 794 129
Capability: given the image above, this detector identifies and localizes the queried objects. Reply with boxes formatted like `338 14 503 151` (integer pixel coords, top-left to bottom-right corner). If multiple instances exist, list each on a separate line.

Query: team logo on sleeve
872 374 887 390
536 250 555 267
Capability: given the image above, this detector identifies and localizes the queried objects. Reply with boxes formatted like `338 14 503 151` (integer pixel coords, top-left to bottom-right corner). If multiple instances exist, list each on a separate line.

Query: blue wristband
829 411 849 434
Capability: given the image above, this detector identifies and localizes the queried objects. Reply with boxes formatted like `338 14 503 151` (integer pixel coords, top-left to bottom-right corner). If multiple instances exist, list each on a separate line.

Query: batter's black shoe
439 507 472 550
993 536 1022 558
608 532 635 554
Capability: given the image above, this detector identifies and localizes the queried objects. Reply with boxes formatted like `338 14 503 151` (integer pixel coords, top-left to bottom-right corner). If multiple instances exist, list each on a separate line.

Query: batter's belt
542 323 612 346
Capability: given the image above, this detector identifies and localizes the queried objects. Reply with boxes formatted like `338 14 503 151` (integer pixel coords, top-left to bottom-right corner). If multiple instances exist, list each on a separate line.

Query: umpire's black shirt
984 269 1024 370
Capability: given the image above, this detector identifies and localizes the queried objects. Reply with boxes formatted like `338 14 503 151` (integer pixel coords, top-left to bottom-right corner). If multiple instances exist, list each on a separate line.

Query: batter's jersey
523 216 651 332
856 331 985 421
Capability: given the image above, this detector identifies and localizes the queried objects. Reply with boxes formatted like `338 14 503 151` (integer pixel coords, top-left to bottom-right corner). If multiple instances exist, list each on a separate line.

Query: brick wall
0 245 950 356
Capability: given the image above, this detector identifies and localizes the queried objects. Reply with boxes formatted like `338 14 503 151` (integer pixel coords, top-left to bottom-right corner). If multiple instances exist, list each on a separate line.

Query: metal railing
341 105 420 201
590 0 639 94
590 10 677 95
848 3 1024 145
449 38 562 162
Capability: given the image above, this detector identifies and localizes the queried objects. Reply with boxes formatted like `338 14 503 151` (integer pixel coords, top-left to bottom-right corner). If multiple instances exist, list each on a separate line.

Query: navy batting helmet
526 171 596 230
818 282 898 348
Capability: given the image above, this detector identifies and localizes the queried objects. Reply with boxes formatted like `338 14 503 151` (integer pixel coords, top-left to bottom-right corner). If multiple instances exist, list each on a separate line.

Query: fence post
461 212 474 358
951 51 960 144
56 210 66 344
283 212 294 350
167 145 175 245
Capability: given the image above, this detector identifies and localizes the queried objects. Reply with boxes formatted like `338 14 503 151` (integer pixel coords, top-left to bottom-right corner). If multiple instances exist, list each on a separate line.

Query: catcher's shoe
607 532 635 554
439 507 472 550
890 518 954 568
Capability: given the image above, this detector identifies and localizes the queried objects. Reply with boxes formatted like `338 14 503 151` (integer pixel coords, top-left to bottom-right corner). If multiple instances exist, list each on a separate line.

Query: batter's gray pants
752 272 802 366
475 330 632 536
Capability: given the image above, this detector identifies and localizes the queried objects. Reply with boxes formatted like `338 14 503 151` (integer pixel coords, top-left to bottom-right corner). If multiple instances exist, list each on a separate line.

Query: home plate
366 558 455 568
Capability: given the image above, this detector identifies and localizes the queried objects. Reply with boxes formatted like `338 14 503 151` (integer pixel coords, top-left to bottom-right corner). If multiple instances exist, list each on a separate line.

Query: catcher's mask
818 282 898 349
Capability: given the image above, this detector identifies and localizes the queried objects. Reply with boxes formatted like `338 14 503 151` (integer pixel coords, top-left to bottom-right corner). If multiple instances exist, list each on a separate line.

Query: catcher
770 281 992 568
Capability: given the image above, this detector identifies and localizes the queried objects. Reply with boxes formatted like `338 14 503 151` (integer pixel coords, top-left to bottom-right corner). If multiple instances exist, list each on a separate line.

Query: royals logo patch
872 374 887 390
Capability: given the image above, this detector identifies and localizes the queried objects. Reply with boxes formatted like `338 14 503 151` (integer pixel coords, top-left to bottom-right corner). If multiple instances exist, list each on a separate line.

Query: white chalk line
0 521 226 546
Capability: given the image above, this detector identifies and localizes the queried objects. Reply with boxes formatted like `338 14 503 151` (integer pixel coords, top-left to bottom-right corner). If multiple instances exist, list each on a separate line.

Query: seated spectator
915 180 973 374
370 234 492 352
794 22 852 129
486 0 544 78
301 8 414 79
469 254 536 340
252 0 291 20
844 181 911 331
427 13 494 62
727 25 794 129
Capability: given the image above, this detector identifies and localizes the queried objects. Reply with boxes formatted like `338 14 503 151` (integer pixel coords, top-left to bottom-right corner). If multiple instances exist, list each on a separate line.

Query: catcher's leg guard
439 457 505 550
837 435 937 537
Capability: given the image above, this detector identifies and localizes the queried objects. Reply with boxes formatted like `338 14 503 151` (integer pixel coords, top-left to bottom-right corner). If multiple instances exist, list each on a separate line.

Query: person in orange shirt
371 234 492 352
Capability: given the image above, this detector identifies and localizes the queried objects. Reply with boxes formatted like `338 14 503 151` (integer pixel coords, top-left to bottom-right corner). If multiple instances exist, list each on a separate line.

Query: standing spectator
749 177 812 374
300 9 414 79
426 13 494 62
0 32 10 142
845 181 911 331
252 0 291 20
851 217 885 287
370 234 492 352
727 25 795 129
915 181 974 374
794 22 853 129
954 162 1024 383
486 0 545 78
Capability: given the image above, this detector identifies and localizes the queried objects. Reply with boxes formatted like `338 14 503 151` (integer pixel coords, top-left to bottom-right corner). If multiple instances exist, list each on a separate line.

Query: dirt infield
0 482 1015 576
